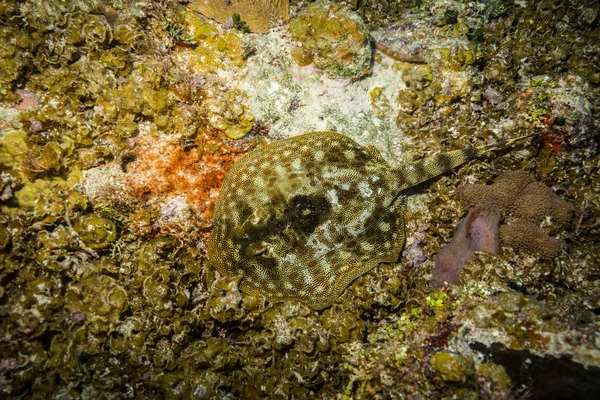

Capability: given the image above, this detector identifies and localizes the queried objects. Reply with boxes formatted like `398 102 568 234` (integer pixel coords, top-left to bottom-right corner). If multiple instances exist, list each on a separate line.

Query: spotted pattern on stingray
209 131 491 310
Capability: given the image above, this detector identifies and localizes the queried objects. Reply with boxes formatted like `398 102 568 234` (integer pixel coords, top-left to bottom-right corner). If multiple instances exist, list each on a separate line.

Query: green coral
204 90 255 140
289 3 372 78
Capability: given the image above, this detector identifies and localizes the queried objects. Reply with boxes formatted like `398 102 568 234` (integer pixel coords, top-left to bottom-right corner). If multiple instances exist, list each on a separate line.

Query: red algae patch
124 134 246 224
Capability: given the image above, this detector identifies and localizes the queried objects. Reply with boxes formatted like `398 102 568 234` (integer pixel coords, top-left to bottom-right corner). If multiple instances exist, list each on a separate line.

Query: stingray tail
395 133 535 192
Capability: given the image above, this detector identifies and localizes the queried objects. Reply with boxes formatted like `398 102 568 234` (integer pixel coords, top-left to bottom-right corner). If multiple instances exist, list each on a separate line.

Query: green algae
430 351 474 382
74 214 118 250
0 130 28 169
289 3 372 78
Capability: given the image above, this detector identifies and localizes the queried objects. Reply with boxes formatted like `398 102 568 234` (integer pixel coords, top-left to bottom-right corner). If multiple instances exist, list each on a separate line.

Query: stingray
208 131 523 309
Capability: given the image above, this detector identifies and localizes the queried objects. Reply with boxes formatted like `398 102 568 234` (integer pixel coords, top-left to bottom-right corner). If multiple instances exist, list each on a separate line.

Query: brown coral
512 181 573 225
456 170 574 259
189 0 289 33
499 220 561 260
456 170 531 210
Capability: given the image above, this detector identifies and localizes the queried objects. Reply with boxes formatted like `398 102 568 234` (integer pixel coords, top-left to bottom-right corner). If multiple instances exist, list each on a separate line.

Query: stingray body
208 131 490 309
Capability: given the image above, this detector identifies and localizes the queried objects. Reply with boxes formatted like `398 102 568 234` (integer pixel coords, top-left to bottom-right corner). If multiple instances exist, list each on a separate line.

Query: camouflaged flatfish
208 131 502 309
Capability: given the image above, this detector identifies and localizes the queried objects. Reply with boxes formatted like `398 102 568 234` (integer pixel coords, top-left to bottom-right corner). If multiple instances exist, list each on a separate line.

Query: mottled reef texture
1 0 599 399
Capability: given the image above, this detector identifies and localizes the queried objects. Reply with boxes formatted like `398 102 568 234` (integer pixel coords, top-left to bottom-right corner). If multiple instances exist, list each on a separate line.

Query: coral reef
432 203 501 287
189 0 289 33
289 3 372 78
456 170 574 259
0 0 599 398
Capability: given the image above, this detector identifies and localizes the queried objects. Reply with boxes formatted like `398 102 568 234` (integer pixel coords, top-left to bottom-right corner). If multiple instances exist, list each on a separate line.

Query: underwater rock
516 76 597 152
483 86 503 106
476 362 512 399
189 0 289 33
429 351 474 383
471 343 600 400
457 170 574 259
289 3 372 79
432 204 501 287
